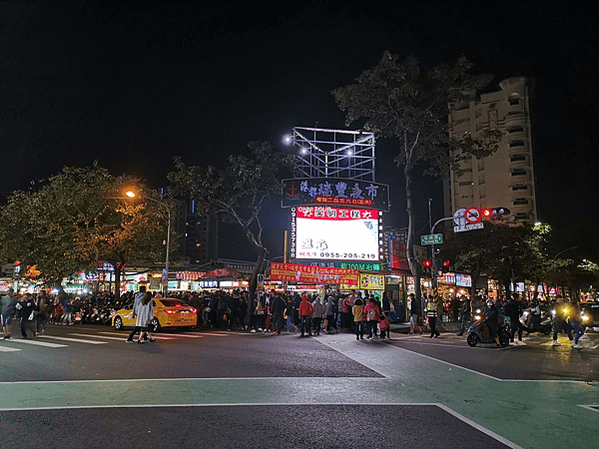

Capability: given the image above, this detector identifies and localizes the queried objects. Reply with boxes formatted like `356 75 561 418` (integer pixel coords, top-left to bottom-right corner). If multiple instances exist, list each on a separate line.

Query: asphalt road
0 323 597 449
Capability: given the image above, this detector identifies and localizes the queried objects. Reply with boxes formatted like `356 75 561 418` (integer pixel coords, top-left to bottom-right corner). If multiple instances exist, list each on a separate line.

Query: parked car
112 298 197 331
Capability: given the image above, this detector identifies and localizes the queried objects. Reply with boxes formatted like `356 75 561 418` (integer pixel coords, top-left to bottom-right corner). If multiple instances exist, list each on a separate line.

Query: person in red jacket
298 294 314 337
363 297 380 339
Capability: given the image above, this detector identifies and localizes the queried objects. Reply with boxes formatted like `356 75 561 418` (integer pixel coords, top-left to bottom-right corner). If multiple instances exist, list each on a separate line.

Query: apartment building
444 77 537 225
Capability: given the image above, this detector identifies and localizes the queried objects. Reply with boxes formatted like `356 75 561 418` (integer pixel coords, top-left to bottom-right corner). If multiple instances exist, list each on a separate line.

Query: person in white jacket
126 292 154 343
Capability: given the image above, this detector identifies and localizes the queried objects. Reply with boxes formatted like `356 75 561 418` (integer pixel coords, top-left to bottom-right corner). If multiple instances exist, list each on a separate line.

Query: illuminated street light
125 189 171 296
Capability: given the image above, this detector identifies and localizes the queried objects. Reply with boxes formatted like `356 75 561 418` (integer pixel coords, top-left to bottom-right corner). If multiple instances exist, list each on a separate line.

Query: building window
511 168 527 177
513 198 529 205
510 155 526 162
512 184 528 191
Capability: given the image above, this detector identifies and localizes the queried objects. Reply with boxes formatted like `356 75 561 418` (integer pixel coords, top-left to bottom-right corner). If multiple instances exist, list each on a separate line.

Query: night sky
1 1 597 260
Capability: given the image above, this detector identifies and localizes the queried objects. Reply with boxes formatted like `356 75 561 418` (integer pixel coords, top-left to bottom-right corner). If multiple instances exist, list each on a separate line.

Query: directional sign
464 206 481 224
421 234 443 245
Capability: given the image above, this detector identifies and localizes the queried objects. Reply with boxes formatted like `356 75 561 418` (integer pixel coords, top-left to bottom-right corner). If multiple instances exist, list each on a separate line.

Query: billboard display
290 206 382 262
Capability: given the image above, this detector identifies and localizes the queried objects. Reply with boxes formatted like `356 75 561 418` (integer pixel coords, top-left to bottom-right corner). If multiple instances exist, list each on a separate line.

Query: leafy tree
333 52 501 301
168 142 294 300
439 222 530 298
0 165 169 297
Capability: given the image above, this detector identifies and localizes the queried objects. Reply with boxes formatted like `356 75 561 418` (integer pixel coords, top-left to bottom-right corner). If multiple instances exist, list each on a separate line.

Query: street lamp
125 190 171 297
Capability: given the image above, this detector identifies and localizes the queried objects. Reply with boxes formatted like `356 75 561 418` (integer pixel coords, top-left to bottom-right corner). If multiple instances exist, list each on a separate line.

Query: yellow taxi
112 297 197 331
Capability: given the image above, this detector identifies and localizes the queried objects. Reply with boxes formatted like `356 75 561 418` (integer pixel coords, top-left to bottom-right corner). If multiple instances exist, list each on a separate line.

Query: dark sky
1 1 597 260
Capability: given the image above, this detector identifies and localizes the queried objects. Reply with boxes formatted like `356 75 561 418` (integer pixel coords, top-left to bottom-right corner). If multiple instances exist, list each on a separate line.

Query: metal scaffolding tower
288 127 376 181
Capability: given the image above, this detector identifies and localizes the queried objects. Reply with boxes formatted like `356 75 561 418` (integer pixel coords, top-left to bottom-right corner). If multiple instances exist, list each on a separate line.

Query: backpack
367 307 377 320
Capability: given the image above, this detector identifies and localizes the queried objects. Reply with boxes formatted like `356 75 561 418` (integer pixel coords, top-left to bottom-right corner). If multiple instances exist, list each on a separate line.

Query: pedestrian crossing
0 329 232 353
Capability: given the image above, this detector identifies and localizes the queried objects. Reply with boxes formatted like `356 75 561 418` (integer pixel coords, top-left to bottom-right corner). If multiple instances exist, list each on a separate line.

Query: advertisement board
270 262 359 285
290 206 382 262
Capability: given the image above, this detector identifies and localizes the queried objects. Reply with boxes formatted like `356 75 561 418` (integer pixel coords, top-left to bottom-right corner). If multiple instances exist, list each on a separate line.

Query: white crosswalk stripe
5 338 66 348
37 335 106 345
98 331 175 340
70 333 128 341
0 345 21 352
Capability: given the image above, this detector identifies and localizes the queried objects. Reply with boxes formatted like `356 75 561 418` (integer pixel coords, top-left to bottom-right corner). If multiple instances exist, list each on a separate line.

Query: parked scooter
467 309 510 347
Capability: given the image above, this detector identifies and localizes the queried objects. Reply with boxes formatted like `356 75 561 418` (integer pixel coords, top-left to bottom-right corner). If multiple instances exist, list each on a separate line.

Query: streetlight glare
124 190 136 198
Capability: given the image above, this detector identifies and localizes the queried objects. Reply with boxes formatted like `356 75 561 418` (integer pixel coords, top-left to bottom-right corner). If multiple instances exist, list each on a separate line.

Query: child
379 312 391 339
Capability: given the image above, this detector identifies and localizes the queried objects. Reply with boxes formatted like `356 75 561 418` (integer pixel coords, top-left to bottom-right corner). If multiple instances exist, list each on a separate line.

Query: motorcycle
467 309 510 347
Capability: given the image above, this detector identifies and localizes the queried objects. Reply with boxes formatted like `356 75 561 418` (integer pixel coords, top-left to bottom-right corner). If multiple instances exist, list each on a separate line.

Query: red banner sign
270 262 359 285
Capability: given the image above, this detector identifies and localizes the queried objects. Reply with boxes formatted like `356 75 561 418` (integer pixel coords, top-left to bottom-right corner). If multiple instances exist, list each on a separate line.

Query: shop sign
294 260 381 271
438 273 456 285
455 274 472 287
270 262 359 285
194 280 218 289
359 273 385 290
282 178 390 211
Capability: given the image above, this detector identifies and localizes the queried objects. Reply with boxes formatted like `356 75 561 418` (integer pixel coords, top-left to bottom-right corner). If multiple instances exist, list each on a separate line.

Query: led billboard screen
291 206 382 261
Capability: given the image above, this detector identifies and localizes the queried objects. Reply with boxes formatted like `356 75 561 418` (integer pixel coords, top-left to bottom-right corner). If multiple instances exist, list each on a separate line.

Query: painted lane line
6 339 66 348
37 335 106 345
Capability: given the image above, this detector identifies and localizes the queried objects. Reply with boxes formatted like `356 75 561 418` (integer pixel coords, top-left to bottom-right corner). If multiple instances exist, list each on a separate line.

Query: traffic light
481 207 510 220
422 259 432 268
442 260 451 272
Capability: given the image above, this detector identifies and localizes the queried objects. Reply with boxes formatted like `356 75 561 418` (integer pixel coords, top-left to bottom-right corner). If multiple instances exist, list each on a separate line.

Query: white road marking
0 345 21 352
6 338 66 348
38 335 106 345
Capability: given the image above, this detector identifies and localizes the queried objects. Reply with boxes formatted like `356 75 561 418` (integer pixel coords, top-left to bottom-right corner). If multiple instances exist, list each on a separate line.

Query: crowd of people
409 290 588 348
190 288 392 340
0 286 392 341
1 285 588 348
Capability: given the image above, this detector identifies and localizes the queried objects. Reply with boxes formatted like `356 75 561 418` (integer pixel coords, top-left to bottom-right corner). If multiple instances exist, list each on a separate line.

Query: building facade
444 77 537 225
184 199 219 265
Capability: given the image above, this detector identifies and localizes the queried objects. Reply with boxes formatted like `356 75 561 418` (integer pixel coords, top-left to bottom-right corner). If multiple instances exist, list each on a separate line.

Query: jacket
1 295 17 316
352 304 365 322
364 302 380 321
298 298 313 317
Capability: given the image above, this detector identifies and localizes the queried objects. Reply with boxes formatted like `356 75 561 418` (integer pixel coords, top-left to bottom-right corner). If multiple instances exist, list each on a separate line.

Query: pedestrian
504 292 524 344
255 297 267 332
311 295 324 335
126 292 154 343
426 295 441 338
552 297 573 346
1 288 18 339
569 303 585 349
524 300 541 334
364 296 380 339
457 295 471 336
62 298 73 325
16 293 35 339
408 293 423 335
483 299 501 347
325 293 337 333
298 294 314 337
35 293 47 335
270 293 286 335
450 296 460 322
379 312 390 339
352 298 365 340
284 298 297 333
